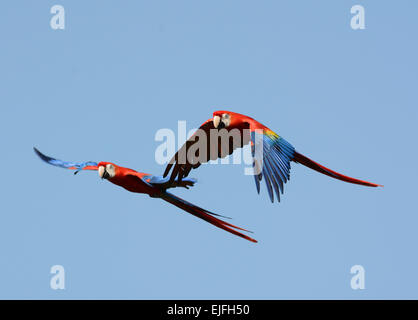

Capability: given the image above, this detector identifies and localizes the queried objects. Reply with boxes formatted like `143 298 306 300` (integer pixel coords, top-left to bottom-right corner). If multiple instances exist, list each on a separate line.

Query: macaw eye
221 113 231 127
105 164 116 178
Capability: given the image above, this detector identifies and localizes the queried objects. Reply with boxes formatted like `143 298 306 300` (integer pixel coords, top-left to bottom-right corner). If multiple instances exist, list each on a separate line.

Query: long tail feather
293 151 382 187
161 192 257 243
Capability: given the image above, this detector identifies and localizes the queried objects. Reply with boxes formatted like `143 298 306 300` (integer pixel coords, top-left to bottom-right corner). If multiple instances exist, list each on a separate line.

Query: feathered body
164 111 382 203
34 110 381 243
34 148 256 243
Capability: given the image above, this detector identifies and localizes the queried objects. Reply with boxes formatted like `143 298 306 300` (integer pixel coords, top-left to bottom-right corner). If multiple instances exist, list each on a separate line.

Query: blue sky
0 0 417 299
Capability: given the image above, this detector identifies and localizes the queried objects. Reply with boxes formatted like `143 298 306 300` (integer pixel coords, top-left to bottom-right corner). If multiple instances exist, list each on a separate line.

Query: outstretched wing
162 117 296 203
163 119 251 182
34 147 98 174
252 130 295 203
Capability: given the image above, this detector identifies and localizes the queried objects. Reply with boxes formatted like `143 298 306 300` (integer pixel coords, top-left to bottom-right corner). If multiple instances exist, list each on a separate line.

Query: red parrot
164 111 382 203
34 147 257 243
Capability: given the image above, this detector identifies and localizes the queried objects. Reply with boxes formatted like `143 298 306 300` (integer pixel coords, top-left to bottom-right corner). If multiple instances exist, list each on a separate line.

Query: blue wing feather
34 147 98 173
250 132 295 203
264 153 281 201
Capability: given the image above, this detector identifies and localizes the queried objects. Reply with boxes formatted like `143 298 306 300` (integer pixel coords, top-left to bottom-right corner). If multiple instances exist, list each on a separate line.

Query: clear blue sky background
0 1 417 299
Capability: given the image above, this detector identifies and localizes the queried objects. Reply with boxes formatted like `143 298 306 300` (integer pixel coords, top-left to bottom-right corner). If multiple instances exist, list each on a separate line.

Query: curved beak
98 166 110 180
213 115 221 128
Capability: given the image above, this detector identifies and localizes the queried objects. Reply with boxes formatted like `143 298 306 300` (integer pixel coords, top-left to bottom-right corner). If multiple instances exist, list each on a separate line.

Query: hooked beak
102 170 110 179
213 115 220 128
98 166 110 180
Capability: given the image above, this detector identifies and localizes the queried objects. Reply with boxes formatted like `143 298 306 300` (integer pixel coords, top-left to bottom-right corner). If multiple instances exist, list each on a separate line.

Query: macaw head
212 110 246 129
97 162 117 180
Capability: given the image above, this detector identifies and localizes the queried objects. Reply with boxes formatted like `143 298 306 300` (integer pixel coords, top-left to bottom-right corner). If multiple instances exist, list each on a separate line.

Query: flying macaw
164 111 382 203
34 147 257 243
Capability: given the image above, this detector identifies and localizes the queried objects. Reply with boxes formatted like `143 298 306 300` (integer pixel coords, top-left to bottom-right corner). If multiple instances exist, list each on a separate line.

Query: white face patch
221 113 231 127
105 163 116 178
213 115 221 128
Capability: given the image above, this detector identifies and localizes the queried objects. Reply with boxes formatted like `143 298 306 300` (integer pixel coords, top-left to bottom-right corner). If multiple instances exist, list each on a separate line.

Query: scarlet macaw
164 111 382 202
34 147 257 243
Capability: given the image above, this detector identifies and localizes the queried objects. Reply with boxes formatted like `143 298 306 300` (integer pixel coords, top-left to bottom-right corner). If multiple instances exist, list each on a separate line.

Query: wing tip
33 146 49 162
33 146 41 155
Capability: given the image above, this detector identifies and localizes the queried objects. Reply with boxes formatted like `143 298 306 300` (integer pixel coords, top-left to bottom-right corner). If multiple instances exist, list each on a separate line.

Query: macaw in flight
164 111 382 203
34 147 257 243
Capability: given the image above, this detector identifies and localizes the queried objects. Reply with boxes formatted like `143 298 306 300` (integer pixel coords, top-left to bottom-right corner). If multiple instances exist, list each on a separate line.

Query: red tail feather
293 152 382 187
161 192 257 243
